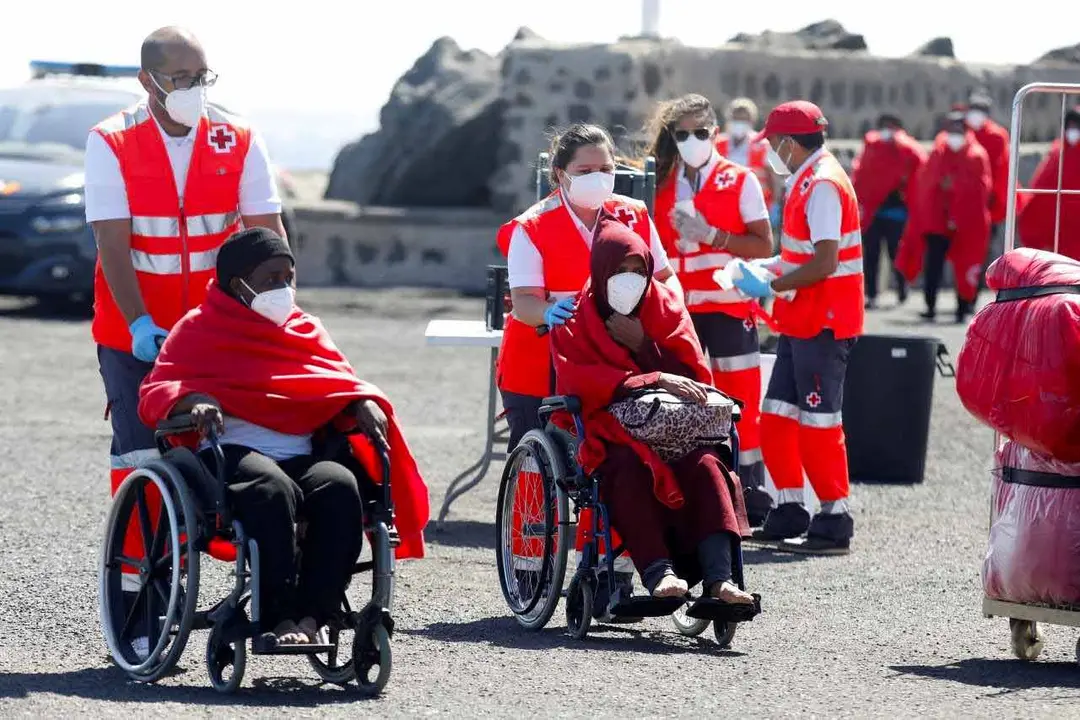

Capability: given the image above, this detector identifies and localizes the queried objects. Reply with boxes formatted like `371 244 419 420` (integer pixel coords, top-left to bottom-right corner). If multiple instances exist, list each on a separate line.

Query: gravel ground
1 287 1078 719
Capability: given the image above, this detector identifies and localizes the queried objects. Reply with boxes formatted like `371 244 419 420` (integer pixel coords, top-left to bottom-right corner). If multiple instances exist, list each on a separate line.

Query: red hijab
550 215 712 509
138 282 430 559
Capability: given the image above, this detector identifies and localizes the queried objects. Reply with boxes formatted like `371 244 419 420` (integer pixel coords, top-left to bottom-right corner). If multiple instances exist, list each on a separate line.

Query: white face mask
677 136 713 169
564 170 615 210
879 128 895 142
151 74 206 127
1067 128 1080 146
766 138 792 176
606 271 648 316
243 281 296 326
966 110 988 131
946 133 966 152
728 120 751 141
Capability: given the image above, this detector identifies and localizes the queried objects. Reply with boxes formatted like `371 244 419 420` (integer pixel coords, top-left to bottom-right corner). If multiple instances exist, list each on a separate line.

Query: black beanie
216 227 294 291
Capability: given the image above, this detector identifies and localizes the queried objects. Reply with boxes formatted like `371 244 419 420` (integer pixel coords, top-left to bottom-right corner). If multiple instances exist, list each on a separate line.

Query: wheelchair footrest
609 595 686 618
251 636 336 656
684 594 762 623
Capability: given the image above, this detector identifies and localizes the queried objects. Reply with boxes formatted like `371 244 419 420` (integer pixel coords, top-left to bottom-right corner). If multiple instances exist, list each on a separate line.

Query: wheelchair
494 394 762 647
98 415 398 695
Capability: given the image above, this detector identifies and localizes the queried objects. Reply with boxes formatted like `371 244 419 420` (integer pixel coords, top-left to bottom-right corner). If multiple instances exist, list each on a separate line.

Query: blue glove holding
769 201 782 228
732 265 775 299
129 314 169 363
543 297 577 327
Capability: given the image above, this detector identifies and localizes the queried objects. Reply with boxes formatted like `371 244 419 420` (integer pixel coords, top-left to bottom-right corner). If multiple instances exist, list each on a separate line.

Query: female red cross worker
729 100 864 556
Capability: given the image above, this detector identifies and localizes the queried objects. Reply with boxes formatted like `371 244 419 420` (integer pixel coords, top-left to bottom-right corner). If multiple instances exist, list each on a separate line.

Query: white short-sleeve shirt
675 151 770 225
506 189 672 289
84 105 282 223
787 147 842 243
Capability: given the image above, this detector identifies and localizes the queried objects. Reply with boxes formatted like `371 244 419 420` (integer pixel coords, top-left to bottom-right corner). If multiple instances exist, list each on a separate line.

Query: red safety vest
496 191 652 398
717 135 773 207
655 158 754 319
90 103 249 353
772 150 864 340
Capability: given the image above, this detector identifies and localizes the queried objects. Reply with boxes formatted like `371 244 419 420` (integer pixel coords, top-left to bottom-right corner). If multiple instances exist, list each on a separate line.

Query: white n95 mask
677 136 713 168
766 143 791 177
245 283 296 326
565 171 616 209
728 121 751 141
151 74 207 127
965 110 988 131
1067 128 1080 146
879 128 895 142
946 133 966 152
607 272 648 316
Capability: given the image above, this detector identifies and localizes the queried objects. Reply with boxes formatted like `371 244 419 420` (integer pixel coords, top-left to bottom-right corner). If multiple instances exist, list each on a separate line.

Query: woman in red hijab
138 228 429 652
550 216 754 603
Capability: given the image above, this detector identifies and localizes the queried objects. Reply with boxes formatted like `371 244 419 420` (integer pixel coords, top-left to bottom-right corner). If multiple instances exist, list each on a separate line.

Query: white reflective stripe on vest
762 398 799 420
131 212 240 238
686 288 744 306
549 290 578 301
712 351 760 372
799 410 843 429
682 251 733 273
740 447 763 465
776 257 864 278
130 248 220 275
780 229 862 255
110 448 161 469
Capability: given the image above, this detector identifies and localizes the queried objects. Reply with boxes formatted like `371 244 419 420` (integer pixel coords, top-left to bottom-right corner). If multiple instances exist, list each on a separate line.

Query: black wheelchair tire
352 623 392 697
714 620 738 648
494 430 570 631
206 621 246 693
565 572 594 640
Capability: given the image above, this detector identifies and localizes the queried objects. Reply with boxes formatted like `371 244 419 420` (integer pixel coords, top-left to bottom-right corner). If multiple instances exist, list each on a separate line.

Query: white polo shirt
84 104 282 223
786 147 842 243
676 150 770 224
506 188 672 289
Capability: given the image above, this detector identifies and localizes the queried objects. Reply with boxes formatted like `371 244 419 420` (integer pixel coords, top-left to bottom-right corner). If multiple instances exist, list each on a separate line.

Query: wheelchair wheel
99 460 201 682
672 602 710 637
309 615 358 686
1009 619 1044 661
206 622 246 693
714 620 738 648
352 623 392 697
495 430 570 631
566 572 594 640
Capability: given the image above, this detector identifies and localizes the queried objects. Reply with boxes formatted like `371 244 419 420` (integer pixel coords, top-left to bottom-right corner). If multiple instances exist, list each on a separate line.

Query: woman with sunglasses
645 93 775 527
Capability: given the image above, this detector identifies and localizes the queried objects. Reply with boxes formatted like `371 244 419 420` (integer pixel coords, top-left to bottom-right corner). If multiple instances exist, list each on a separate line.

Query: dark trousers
862 216 906 300
173 444 366 628
501 390 544 452
923 234 951 312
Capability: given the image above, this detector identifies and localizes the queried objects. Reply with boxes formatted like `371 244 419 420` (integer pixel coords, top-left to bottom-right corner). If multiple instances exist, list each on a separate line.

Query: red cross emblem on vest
714 170 736 190
612 205 637 231
805 391 822 409
208 125 237 154
799 177 813 194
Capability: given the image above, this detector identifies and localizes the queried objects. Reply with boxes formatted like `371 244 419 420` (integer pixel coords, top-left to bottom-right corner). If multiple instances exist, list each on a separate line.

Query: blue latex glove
129 314 169 363
732 266 775 299
768 201 782 228
543 297 577 327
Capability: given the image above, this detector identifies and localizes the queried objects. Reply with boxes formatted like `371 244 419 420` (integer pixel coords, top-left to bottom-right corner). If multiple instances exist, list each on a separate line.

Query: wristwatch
711 229 731 251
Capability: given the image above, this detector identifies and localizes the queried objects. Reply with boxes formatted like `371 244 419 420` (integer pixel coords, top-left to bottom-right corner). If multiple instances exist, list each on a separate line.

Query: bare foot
273 619 309 645
651 574 689 598
711 580 755 605
297 616 324 644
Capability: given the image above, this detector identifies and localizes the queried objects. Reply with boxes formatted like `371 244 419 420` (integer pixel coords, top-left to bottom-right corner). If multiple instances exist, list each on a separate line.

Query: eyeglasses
152 69 218 90
671 127 713 143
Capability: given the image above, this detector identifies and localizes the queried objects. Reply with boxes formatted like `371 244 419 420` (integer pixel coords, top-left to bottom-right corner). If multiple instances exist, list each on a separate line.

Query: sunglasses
671 127 713 143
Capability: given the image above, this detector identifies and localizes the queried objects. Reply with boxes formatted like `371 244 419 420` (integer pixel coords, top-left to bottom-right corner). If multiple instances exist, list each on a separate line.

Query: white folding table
424 319 507 527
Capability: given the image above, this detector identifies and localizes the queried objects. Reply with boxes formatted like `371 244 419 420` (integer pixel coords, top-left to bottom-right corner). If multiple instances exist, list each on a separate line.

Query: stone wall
491 36 1079 214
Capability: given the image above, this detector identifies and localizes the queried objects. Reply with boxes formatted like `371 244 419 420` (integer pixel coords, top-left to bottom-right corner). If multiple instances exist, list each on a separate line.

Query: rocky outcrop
728 20 868 53
324 36 504 206
1035 43 1080 65
911 38 955 59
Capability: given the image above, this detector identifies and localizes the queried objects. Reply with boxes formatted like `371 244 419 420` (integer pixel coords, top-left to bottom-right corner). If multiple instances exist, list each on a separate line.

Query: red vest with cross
91 103 250 353
772 150 865 340
717 135 773 206
655 158 753 319
496 191 651 398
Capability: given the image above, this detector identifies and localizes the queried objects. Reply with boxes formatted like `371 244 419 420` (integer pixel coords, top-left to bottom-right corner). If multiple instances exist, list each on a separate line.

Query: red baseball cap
753 100 829 142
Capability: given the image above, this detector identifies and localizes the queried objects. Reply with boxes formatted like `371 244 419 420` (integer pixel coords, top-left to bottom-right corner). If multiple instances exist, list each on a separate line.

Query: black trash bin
842 334 955 484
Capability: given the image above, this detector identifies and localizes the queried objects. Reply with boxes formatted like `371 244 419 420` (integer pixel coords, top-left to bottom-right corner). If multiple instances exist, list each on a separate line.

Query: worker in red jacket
851 114 927 308
964 89 1011 282
895 112 992 323
1017 106 1080 259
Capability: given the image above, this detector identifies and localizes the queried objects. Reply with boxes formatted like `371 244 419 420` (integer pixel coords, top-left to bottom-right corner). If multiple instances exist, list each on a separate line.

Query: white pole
642 0 660 38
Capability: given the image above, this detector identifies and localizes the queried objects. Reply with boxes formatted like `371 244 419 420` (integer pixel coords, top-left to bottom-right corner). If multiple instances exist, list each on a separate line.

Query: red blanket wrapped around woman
138 282 430 559
1017 139 1080 260
851 128 926 226
549 219 714 510
896 131 992 300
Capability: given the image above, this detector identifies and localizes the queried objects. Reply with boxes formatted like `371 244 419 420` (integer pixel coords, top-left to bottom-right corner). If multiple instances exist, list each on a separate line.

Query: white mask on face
564 170 616 210
151 74 206 127
765 138 792 176
946 133 966 152
1067 128 1080 146
728 120 751 141
676 136 713 169
243 281 296 326
966 110 988 131
879 128 895 142
606 271 648 316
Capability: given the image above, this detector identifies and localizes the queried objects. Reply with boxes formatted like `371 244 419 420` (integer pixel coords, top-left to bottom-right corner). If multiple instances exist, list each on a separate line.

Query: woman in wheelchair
138 227 428 652
550 216 756 604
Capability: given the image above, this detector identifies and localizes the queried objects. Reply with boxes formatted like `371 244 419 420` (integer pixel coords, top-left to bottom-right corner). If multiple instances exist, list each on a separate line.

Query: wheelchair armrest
538 395 581 418
156 414 198 436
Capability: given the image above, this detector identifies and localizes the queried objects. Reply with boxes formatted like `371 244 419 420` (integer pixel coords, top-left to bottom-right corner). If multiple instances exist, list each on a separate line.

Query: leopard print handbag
607 387 738 463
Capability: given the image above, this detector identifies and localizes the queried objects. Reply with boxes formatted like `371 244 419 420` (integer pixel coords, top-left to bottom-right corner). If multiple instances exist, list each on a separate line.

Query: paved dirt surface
2 287 1078 719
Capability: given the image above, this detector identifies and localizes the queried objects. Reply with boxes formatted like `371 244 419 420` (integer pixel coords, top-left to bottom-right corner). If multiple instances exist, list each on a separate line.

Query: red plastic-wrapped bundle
983 441 1080 606
956 248 1080 461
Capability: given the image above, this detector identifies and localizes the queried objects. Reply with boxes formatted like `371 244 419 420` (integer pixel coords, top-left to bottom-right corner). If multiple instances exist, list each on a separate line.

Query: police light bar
29 60 141 79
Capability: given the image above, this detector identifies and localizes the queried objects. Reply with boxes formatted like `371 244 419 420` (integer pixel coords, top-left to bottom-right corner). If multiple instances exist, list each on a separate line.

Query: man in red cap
730 100 863 555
